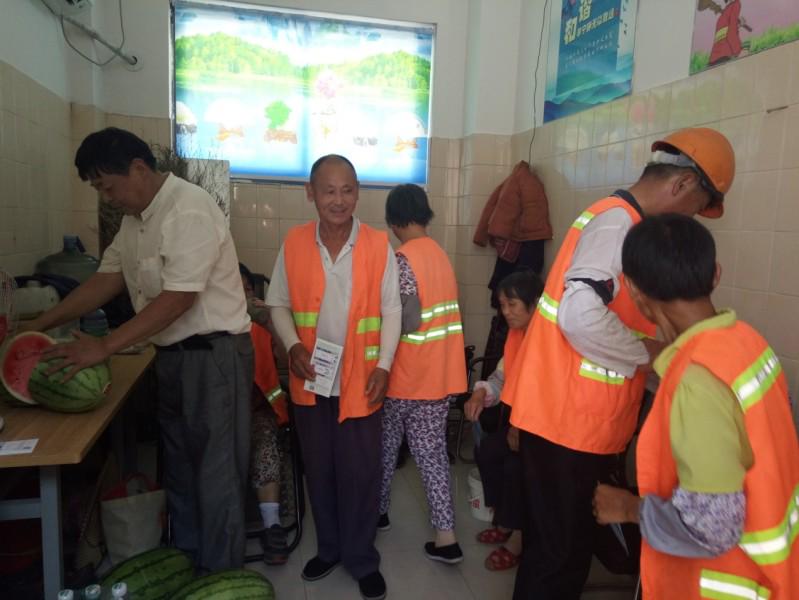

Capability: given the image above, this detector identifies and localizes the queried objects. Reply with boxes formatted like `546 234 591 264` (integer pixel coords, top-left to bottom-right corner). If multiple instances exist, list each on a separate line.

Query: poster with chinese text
691 0 799 75
544 0 637 122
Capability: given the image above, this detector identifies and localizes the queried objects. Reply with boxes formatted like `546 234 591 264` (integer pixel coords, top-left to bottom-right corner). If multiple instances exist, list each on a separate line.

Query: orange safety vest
637 320 799 600
506 196 656 454
284 221 387 422
250 322 288 426
499 328 524 407
387 237 466 400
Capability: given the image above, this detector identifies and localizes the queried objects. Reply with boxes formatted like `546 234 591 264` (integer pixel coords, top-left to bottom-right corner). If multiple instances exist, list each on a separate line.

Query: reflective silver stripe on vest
699 569 771 599
578 359 625 385
732 347 782 412
739 485 799 565
537 292 559 323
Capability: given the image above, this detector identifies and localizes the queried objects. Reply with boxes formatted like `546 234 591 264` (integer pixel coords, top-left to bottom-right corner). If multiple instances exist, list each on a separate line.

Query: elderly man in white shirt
267 154 401 600
28 127 253 573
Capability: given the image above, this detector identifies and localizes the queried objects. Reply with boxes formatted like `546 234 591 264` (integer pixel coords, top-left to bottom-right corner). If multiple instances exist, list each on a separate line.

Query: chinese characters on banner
691 0 799 75
544 0 637 122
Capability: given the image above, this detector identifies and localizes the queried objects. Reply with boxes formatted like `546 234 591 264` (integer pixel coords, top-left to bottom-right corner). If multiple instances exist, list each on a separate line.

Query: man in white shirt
28 128 253 572
267 155 401 600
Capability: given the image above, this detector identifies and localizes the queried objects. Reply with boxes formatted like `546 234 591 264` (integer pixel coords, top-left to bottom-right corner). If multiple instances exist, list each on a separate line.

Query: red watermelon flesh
1 332 55 405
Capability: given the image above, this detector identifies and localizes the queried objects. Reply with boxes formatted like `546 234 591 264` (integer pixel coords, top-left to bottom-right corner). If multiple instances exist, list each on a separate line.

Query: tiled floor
245 457 639 600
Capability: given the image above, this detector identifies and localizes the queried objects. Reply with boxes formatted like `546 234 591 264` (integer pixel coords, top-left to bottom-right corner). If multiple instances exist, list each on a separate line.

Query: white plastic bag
100 474 165 565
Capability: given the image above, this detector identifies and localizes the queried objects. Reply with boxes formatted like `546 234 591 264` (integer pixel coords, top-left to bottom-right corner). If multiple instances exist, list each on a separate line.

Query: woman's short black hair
238 262 255 290
496 269 544 310
74 127 157 181
622 213 716 301
309 154 358 185
385 183 434 227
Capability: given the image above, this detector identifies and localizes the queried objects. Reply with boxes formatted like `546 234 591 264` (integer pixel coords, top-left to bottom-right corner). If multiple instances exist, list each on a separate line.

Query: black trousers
513 431 614 600
294 396 382 579
474 407 523 530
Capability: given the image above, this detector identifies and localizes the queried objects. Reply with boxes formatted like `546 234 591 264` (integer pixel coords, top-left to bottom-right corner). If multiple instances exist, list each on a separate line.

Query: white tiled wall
0 61 71 276
510 40 799 399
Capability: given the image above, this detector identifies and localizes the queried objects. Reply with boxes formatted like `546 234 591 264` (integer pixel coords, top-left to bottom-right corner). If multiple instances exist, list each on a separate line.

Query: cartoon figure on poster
691 0 799 74
698 0 751 66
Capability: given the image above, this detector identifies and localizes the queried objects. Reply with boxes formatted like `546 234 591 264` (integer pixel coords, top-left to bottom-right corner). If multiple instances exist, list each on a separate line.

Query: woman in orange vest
378 184 468 564
239 262 289 565
594 214 799 599
464 270 544 571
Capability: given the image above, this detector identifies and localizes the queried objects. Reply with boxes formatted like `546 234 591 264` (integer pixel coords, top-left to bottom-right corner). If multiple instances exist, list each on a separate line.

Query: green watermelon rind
28 361 111 413
100 547 194 600
173 569 275 600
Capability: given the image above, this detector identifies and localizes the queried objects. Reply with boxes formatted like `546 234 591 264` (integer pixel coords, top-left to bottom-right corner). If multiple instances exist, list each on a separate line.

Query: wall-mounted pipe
62 13 137 67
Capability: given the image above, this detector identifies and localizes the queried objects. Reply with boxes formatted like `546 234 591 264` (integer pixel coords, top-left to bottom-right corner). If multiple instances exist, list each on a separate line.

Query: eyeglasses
694 168 723 210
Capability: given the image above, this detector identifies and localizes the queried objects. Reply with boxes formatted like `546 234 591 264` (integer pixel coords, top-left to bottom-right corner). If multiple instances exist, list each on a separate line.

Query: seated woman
239 263 289 565
464 270 543 571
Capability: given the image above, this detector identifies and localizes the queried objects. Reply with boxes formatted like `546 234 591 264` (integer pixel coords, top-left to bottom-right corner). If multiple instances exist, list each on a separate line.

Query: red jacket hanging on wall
473 161 553 248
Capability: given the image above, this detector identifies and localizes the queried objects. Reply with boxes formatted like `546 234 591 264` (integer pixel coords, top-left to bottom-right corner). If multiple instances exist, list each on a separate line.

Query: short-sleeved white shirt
98 173 250 346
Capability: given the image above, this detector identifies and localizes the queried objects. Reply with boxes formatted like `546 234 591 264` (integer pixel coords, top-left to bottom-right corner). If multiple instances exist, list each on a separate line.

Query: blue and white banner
544 0 637 122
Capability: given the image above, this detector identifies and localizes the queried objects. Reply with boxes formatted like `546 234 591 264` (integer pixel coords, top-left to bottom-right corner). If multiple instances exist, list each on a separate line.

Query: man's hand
41 331 112 383
506 426 520 452
593 484 641 525
464 388 487 422
288 343 315 381
365 367 389 406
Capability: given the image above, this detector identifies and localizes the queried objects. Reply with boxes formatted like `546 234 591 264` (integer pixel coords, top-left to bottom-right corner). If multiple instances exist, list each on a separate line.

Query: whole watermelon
0 332 111 413
30 360 111 413
100 547 194 600
173 569 275 600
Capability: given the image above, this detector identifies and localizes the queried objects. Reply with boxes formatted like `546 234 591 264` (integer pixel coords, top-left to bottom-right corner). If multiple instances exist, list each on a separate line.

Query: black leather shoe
358 571 387 600
301 556 340 581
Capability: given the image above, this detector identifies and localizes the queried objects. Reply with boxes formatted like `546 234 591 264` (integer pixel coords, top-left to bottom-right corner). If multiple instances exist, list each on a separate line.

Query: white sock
259 502 280 528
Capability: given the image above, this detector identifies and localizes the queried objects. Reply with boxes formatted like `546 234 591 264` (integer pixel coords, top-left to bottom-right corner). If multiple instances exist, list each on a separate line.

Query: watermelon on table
173 569 275 600
0 331 53 405
0 332 111 413
30 360 110 413
100 547 194 600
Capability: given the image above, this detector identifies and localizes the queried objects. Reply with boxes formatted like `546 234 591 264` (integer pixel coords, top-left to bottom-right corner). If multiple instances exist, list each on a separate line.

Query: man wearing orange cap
504 128 736 599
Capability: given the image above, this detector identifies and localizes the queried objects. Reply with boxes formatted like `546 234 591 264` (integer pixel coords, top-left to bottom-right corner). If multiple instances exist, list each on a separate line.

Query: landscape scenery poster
691 0 799 75
544 0 637 122
174 2 434 183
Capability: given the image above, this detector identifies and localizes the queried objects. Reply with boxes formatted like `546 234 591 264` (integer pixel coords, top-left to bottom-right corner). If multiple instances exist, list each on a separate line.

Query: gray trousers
155 333 253 572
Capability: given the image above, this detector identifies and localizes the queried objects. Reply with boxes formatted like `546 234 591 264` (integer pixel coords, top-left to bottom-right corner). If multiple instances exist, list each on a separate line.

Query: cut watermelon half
1 332 56 405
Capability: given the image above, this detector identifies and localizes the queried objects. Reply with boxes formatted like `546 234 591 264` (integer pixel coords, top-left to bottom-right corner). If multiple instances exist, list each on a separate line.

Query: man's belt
156 331 230 351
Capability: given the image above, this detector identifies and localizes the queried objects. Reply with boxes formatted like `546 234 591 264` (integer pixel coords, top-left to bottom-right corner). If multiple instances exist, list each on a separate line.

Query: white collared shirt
98 173 250 346
267 217 401 395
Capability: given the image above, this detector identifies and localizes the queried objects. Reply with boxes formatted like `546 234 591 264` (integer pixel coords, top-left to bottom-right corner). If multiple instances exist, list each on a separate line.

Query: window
173 1 435 185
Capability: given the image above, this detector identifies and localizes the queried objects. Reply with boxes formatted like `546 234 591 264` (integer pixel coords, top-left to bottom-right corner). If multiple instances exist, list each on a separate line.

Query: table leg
40 465 63 600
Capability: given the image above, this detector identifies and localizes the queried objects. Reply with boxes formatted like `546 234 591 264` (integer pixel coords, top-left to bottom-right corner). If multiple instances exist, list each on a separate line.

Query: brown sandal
476 527 512 545
484 546 520 571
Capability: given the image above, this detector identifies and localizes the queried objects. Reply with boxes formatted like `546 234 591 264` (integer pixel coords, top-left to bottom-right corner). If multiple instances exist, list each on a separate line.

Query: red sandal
476 527 512 545
485 546 520 571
